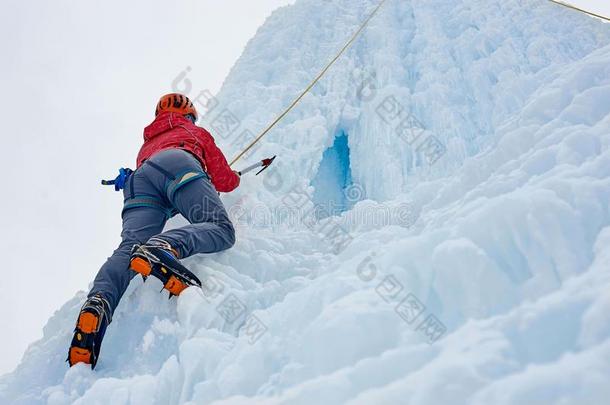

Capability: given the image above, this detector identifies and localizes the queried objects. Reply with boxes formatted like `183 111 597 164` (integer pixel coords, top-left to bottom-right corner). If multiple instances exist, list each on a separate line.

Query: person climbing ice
68 93 240 368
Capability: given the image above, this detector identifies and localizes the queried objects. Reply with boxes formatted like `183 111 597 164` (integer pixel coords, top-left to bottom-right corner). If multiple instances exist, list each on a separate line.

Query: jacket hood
143 112 193 141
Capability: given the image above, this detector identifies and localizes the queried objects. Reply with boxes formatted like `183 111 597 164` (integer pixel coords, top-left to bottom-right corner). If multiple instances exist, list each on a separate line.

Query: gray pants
89 148 235 314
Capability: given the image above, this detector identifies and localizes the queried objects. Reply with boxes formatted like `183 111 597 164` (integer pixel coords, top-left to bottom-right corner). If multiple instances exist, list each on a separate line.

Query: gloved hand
114 168 133 191
102 168 134 191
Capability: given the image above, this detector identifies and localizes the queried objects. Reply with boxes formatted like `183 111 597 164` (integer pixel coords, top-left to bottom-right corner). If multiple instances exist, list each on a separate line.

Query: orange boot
129 238 201 298
68 294 111 369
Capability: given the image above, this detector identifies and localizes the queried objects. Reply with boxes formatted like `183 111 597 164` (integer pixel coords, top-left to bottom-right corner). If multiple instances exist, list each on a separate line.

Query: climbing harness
121 160 210 219
102 156 273 214
229 0 389 167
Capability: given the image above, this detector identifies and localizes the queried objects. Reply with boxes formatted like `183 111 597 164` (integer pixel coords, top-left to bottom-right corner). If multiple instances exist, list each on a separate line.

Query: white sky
0 0 607 377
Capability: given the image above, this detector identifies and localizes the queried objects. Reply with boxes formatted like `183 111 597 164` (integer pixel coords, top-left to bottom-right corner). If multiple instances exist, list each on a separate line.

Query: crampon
129 239 202 298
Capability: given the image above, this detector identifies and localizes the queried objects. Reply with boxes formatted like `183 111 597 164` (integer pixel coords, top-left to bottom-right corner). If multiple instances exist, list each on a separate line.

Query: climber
68 93 240 369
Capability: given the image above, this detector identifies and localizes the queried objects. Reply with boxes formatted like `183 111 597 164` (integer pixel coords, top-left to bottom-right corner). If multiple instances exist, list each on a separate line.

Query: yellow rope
230 0 389 166
547 0 610 22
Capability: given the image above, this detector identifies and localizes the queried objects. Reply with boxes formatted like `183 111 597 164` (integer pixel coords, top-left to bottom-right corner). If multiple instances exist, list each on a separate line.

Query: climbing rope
229 0 389 166
547 0 610 22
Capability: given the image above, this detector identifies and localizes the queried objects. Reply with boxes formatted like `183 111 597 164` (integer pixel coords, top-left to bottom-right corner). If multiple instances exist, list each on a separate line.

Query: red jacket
137 112 240 193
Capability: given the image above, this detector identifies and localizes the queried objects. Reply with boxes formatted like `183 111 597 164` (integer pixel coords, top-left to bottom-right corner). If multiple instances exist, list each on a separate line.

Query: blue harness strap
108 161 209 220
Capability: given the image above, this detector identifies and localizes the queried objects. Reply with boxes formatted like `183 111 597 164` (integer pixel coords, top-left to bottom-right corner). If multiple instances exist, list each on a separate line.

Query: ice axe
237 156 276 177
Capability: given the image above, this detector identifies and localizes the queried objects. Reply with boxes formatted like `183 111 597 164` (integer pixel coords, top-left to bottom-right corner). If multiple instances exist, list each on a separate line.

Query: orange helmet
155 93 198 122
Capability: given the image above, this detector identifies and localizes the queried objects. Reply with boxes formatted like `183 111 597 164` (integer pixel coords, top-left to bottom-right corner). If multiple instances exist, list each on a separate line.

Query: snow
2 0 610 404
